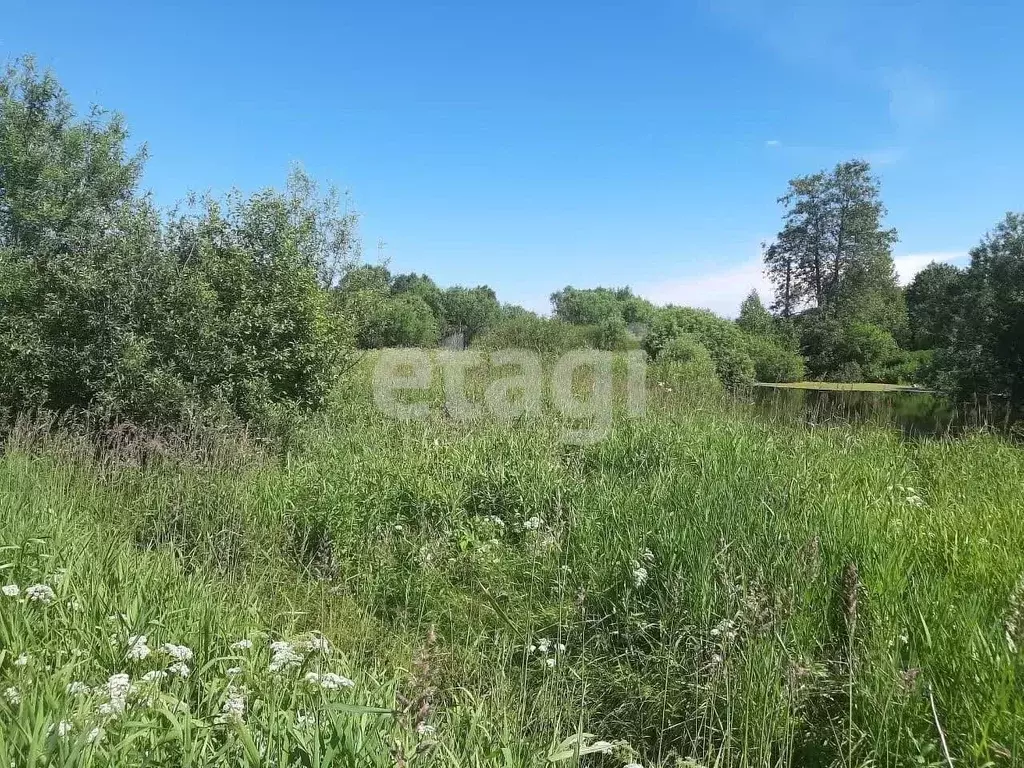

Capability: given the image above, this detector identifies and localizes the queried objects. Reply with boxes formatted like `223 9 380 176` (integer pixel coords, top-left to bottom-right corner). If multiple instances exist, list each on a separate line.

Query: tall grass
2 352 1023 766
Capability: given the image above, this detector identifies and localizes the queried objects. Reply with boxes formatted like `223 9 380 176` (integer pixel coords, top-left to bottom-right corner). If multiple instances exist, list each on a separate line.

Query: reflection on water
747 386 1014 438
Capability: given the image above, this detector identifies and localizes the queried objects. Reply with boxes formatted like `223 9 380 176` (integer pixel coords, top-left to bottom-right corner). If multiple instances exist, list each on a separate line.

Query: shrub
654 333 720 386
586 316 638 351
645 307 754 386
357 293 439 348
0 60 354 427
473 313 590 353
744 335 805 383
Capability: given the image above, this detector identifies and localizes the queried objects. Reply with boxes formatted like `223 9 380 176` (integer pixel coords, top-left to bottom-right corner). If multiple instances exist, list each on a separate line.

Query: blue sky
3 0 1021 314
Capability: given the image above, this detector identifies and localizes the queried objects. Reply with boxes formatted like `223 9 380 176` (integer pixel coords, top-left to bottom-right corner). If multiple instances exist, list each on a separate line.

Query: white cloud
636 251 967 318
893 251 966 285
637 258 772 318
764 139 782 148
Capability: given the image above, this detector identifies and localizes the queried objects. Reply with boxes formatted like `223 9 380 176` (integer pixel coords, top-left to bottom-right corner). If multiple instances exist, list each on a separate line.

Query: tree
645 307 755 387
0 60 353 425
765 160 901 330
437 285 500 344
737 291 775 337
906 262 965 350
933 213 1024 407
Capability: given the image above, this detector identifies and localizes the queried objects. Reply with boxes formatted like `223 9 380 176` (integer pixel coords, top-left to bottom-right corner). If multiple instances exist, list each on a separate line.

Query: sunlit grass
2 353 1023 766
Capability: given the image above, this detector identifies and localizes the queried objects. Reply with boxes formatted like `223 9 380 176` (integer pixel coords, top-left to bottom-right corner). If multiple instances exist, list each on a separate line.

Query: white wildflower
218 687 246 723
416 722 436 736
3 687 20 705
102 673 132 715
14 652 30 667
160 643 194 662
711 653 723 665
141 670 167 684
25 584 55 604
305 635 331 654
269 640 303 673
66 681 91 697
522 516 542 531
229 639 253 651
167 662 191 678
906 495 926 508
1 584 19 597
303 671 354 690
631 561 649 587
641 548 655 563
545 657 557 669
126 634 151 661
49 721 73 738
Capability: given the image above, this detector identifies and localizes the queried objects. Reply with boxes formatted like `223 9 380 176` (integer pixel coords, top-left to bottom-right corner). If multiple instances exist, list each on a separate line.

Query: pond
747 384 1015 438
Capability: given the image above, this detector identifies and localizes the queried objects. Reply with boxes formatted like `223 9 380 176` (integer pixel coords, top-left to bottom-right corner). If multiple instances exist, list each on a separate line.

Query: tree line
2 58 1021 432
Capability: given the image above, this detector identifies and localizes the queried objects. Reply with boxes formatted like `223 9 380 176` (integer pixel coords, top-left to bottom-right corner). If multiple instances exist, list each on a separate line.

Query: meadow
2 351 1023 767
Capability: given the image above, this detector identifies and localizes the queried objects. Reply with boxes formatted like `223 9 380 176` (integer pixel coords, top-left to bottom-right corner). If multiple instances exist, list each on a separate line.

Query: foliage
736 291 775 337
472 312 590 353
764 160 900 327
645 307 755 386
550 286 655 328
744 334 805 383
586 315 638 351
0 60 353 427
436 286 500 344
355 293 439 348
4 356 1024 767
929 213 1024 407
905 262 966 351
653 333 720 386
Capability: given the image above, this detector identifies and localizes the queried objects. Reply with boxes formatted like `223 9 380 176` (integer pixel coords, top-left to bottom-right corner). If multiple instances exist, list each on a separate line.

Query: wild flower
305 635 331 654
631 561 649 587
66 681 91 697
416 722 436 736
906 495 926 508
710 619 736 640
49 721 73 738
269 640 303 673
218 686 246 723
14 652 29 667
107 673 131 706
126 634 152 661
167 662 191 678
1 584 19 597
160 643 194 662
545 657 557 669
522 516 543 531
304 671 354 690
230 639 253 651
3 686 20 705
25 583 56 604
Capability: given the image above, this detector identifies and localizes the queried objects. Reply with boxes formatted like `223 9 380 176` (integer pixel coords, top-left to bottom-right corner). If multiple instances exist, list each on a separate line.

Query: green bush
586 316 638 351
0 61 353 427
653 333 720 386
473 313 590 353
645 307 754 386
357 293 439 348
744 335 805 383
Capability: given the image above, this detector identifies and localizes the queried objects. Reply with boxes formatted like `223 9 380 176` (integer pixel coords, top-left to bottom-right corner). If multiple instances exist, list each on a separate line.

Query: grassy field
2 352 1023 767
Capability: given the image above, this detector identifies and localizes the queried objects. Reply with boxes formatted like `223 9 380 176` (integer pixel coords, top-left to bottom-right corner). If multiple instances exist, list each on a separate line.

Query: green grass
754 381 930 393
2 352 1023 766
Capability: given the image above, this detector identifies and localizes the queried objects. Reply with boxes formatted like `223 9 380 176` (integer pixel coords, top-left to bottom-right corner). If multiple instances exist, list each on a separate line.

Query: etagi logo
372 349 647 444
